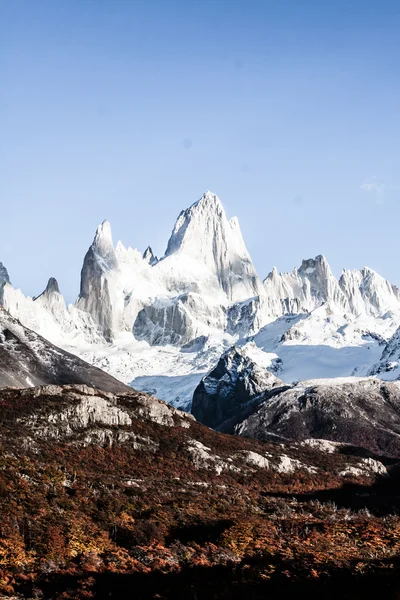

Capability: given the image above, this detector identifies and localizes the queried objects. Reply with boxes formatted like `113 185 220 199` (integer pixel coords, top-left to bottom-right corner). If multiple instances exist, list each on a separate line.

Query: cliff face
192 346 286 430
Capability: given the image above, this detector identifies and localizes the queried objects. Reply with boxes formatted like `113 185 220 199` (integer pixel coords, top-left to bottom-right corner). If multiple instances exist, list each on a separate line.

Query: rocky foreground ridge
0 383 400 598
192 346 400 459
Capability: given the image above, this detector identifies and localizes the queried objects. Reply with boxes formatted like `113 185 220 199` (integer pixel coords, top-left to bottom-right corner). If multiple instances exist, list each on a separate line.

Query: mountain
0 308 130 393
0 382 399 599
192 346 400 458
75 192 263 346
263 256 400 319
132 191 265 347
77 220 123 341
192 345 287 431
263 255 348 315
234 377 400 458
164 191 263 302
2 190 400 409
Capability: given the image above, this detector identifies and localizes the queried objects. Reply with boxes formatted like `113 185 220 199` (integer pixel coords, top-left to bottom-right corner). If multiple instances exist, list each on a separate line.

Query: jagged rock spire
0 262 10 306
33 277 61 302
77 221 120 341
163 191 263 302
143 246 158 266
44 277 60 295
0 262 10 286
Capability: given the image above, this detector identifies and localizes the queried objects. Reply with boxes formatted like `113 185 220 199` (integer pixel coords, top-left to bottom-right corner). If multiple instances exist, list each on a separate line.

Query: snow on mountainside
1 277 102 350
1 190 400 410
164 191 263 302
263 255 400 318
0 308 130 392
192 345 400 458
369 326 400 380
75 192 264 347
234 376 400 458
263 255 348 315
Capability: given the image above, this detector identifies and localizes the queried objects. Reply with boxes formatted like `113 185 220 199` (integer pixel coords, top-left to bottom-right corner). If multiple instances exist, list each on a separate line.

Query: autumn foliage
0 386 400 598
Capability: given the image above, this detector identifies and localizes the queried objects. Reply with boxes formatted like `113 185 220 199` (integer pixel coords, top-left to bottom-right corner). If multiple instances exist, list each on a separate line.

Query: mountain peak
298 254 330 275
88 220 118 272
33 277 65 310
163 192 262 301
44 277 60 295
143 246 158 266
199 190 219 201
77 221 120 340
192 191 224 214
93 220 114 253
192 345 285 430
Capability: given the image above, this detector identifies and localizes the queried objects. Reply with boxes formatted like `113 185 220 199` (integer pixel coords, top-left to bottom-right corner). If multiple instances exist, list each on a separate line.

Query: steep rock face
297 256 348 310
76 223 162 341
226 295 270 336
339 267 400 316
235 378 400 457
77 221 122 340
163 191 263 303
192 346 285 430
132 192 265 347
134 293 226 346
0 262 10 286
74 192 264 346
0 308 130 393
34 277 65 314
263 257 400 319
263 255 349 316
0 262 10 305
143 246 158 266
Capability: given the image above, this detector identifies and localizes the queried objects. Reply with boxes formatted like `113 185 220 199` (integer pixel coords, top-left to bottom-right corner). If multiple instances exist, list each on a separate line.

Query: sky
2 0 400 303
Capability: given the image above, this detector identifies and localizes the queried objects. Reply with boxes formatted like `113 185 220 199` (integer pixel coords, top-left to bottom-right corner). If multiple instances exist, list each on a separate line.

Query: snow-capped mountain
2 190 400 410
263 255 400 319
74 191 265 349
164 191 263 302
263 255 348 315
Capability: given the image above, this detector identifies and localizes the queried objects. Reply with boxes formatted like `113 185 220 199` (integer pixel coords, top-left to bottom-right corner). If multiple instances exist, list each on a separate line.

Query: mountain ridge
1 190 400 409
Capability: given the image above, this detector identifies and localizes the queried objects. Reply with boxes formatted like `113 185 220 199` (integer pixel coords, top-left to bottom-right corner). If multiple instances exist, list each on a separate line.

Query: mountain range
4 191 400 597
1 190 400 412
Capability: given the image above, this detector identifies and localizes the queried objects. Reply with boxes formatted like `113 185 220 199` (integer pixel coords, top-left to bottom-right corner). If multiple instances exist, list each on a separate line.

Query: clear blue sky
2 0 400 303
